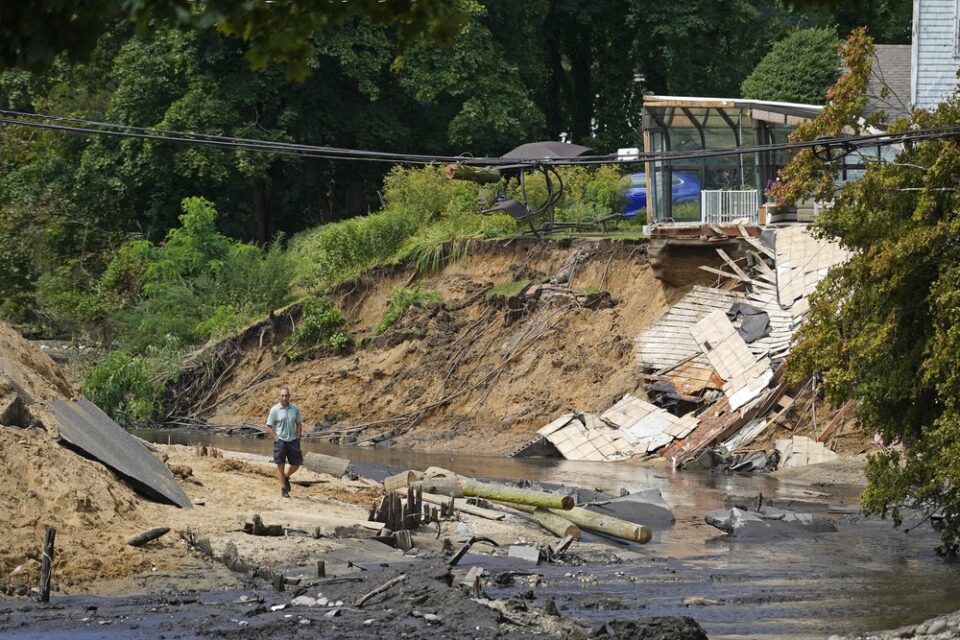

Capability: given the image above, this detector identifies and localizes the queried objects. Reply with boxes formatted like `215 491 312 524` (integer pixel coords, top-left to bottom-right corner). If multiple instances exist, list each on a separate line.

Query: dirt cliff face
198 238 713 453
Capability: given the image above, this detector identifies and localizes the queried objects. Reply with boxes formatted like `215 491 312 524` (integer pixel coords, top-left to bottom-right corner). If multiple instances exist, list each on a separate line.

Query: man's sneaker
283 475 291 493
281 487 290 498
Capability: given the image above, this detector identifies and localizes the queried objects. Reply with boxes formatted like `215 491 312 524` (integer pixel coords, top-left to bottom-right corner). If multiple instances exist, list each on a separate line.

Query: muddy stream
102 432 960 637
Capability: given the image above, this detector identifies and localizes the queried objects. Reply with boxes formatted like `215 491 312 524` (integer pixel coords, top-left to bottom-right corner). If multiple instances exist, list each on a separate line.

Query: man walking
265 386 303 498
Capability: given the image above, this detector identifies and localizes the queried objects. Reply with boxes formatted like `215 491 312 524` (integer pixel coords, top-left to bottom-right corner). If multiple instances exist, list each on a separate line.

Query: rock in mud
704 506 837 539
593 616 709 639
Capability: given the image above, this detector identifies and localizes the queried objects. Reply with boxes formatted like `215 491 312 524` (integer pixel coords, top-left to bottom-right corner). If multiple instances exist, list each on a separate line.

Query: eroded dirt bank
177 238 730 454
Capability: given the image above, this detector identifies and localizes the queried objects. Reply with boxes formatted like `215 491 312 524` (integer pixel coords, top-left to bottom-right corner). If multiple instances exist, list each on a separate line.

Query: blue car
623 171 700 217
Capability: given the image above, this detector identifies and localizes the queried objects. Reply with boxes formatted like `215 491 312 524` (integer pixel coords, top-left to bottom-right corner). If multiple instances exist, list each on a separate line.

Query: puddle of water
135 430 960 639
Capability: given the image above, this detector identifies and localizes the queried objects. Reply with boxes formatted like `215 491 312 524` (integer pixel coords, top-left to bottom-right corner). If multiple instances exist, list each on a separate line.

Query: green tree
782 29 960 552
1 1 470 79
740 27 840 104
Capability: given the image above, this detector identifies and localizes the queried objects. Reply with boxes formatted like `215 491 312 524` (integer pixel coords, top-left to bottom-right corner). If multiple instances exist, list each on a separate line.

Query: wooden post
532 509 581 539
547 507 652 543
317 560 326 578
39 527 56 603
461 479 574 510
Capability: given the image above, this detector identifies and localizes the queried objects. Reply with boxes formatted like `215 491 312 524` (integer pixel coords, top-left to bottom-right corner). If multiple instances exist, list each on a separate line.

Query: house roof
865 44 912 122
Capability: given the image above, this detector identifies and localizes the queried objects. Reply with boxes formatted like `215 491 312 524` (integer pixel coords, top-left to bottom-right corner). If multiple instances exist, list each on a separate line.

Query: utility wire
2 108 960 167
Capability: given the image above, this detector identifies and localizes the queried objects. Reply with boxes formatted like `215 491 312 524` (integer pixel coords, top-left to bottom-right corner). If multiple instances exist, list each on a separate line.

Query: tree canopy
781 29 960 553
740 27 841 104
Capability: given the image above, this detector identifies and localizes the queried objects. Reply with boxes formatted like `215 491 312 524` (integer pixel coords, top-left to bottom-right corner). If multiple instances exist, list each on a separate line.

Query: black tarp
50 399 192 508
726 302 771 343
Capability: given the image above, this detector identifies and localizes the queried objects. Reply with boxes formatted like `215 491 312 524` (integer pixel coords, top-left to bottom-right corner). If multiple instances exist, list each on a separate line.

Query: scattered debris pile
372 467 671 555
512 224 854 469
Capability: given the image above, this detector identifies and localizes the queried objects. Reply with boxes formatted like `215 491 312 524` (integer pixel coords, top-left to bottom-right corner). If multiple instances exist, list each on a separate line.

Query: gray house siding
912 0 960 109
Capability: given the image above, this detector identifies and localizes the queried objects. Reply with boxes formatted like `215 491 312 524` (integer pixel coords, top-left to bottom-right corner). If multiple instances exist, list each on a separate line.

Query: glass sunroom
640 96 824 224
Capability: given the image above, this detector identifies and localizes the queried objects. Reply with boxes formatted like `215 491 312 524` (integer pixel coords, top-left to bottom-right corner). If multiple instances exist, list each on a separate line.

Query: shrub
376 287 442 333
740 27 840 104
281 295 349 359
83 339 181 424
507 166 626 224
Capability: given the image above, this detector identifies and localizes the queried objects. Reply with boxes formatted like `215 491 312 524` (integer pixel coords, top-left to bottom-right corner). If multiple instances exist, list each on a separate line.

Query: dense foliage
740 27 840 104
0 3 922 424
781 30 960 552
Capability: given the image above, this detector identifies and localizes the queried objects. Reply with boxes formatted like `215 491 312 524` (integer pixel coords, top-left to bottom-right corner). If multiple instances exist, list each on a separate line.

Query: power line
2 109 960 168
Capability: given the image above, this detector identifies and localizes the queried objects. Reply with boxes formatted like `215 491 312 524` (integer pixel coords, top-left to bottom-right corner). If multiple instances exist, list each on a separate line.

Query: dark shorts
273 438 303 466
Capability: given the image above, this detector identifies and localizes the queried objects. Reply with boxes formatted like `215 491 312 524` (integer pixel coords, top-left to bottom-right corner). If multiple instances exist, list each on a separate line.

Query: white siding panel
914 0 960 110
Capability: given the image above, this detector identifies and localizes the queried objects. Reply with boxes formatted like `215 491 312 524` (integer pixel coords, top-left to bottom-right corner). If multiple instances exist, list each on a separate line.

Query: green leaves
740 27 841 104
783 29 960 551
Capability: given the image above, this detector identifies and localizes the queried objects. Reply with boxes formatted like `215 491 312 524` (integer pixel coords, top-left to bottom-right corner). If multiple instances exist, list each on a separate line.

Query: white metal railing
700 189 759 224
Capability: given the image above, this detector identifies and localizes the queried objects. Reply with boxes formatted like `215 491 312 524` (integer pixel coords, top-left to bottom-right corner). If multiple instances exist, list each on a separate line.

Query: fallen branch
449 536 498 567
356 573 407 608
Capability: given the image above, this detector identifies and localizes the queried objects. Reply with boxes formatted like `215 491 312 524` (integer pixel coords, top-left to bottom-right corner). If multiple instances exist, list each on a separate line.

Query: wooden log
39 527 56 603
410 478 464 498
302 452 350 477
127 527 171 547
443 163 500 184
424 466 458 478
532 509 581 540
547 507 652 544
461 479 574 511
420 492 505 520
384 470 422 492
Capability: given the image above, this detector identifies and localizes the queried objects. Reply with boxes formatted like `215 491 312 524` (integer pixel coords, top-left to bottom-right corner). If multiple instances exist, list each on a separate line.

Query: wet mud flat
0 558 667 640
3 497 959 640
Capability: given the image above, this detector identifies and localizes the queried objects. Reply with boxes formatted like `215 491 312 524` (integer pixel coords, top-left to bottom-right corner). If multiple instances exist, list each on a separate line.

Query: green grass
376 287 442 333
485 279 530 300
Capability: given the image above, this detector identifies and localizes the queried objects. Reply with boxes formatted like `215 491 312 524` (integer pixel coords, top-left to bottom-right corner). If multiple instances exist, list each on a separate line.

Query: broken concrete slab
507 545 542 564
776 435 838 469
49 398 192 508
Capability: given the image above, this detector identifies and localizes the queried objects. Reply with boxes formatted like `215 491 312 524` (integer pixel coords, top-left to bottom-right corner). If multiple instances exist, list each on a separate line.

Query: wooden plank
816 399 856 442
745 236 776 260
716 249 752 281
699 265 748 282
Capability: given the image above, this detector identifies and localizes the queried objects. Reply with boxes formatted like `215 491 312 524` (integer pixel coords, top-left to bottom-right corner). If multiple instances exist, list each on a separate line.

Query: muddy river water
136 430 960 639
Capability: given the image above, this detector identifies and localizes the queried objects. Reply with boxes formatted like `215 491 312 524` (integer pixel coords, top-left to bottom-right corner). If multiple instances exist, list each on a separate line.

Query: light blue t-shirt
267 403 302 441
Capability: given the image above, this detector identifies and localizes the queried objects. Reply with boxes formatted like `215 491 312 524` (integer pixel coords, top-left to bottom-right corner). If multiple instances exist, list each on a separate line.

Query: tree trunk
252 175 271 244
